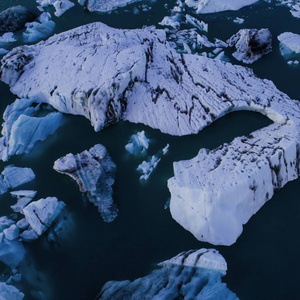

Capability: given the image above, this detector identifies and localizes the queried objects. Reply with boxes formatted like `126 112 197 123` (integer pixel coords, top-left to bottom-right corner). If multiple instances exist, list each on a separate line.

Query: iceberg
185 14 208 32
19 228 39 242
0 238 25 268
3 225 19 241
125 130 149 155
0 6 37 33
98 248 238 299
0 97 63 161
137 155 161 181
22 197 65 236
184 0 259 14
53 144 118 222
0 33 16 47
10 190 37 213
0 217 15 232
16 219 29 231
2 22 300 245
23 12 55 43
53 1 75 17
227 28 272 64
0 282 24 300
278 32 300 58
78 0 144 13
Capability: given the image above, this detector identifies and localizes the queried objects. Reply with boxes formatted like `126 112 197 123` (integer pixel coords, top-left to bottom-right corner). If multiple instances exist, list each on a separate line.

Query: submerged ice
98 248 238 299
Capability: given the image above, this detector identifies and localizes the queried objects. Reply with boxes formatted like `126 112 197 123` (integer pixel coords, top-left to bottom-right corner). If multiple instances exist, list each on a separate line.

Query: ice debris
185 0 259 14
0 282 24 299
233 17 245 24
23 12 55 43
53 144 118 222
278 32 300 57
227 28 272 64
125 131 149 155
0 6 37 33
98 248 238 300
0 98 63 161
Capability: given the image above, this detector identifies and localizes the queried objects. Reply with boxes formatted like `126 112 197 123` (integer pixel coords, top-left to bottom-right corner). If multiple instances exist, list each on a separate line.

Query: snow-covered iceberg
227 28 272 64
184 0 259 14
0 97 63 161
2 22 300 245
53 144 117 222
0 6 37 33
78 0 144 12
98 248 238 299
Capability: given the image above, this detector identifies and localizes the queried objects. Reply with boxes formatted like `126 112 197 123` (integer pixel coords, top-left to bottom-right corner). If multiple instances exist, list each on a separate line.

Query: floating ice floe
268 0 300 18
23 197 65 236
0 33 16 47
53 144 117 222
98 248 238 299
159 16 180 29
2 22 300 246
0 97 63 161
278 32 300 58
185 0 259 14
78 0 144 12
227 28 272 64
10 190 37 213
36 0 75 16
0 282 24 300
0 166 35 195
0 6 37 33
125 130 149 155
233 17 245 24
23 12 55 43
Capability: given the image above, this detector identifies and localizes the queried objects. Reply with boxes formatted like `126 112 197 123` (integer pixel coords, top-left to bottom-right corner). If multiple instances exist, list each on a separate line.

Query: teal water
0 1 299 299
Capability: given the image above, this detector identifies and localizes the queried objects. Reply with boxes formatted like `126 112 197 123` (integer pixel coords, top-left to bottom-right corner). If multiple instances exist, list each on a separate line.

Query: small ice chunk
0 217 15 232
233 17 245 24
185 14 208 32
16 219 29 230
158 16 180 29
162 144 169 155
0 48 8 55
3 225 19 241
11 197 33 213
125 131 149 155
0 282 24 299
20 227 38 242
23 12 55 43
278 32 300 55
0 33 16 46
23 197 65 236
53 0 75 17
137 155 161 181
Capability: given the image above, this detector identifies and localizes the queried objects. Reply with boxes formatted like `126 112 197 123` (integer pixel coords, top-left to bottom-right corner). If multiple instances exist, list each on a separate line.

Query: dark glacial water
0 1 299 299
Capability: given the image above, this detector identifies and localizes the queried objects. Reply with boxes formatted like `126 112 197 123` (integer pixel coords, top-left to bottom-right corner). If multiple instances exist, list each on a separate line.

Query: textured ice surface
0 282 24 299
0 97 63 161
54 144 117 222
227 28 272 64
125 131 149 155
0 166 35 195
79 0 144 12
98 248 238 300
23 12 55 43
23 197 65 236
0 6 36 33
2 22 300 245
278 32 300 58
185 0 259 14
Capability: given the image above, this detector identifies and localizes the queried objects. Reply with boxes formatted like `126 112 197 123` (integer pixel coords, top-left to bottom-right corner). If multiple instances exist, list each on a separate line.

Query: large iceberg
0 6 37 33
0 97 63 161
1 22 300 245
53 144 118 222
98 248 238 299
227 28 272 64
184 0 259 14
78 0 144 13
